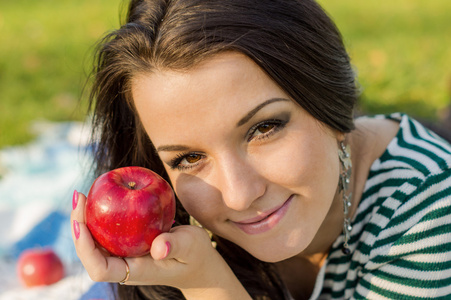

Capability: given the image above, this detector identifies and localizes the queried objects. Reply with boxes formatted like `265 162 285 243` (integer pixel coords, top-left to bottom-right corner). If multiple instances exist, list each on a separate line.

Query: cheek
259 133 339 191
172 175 222 223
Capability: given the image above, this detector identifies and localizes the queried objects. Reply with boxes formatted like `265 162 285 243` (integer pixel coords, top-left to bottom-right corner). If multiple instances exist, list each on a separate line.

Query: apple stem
128 182 136 190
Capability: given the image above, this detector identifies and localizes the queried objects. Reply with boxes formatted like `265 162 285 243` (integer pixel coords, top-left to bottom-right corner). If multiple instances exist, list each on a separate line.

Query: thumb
150 225 212 263
150 234 172 261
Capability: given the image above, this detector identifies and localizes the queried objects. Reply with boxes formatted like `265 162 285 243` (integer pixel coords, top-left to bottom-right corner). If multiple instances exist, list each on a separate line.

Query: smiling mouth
233 195 293 235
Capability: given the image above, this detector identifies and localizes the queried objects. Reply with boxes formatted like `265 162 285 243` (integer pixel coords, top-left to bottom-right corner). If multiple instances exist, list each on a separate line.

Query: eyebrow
236 97 289 127
156 97 289 152
156 144 190 152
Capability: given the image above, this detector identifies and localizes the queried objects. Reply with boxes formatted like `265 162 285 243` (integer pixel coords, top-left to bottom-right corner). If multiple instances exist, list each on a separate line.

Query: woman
71 0 451 299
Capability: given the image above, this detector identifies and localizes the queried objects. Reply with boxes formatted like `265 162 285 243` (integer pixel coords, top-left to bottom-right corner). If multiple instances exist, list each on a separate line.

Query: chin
253 251 297 263
248 236 312 263
247 243 305 263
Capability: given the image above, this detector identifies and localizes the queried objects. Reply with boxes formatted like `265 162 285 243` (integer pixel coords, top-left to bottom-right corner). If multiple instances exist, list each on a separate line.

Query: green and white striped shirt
312 113 451 299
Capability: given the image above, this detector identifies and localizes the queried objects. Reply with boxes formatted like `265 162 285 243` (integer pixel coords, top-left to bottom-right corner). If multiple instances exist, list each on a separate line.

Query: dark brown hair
88 0 358 298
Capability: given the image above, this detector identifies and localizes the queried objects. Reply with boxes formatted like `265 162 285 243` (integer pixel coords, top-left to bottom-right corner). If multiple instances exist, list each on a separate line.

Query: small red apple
17 248 65 287
85 166 176 257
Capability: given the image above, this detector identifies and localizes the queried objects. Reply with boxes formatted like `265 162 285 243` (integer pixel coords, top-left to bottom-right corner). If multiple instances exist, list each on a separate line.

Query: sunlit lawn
0 0 122 147
319 0 451 118
1 0 450 147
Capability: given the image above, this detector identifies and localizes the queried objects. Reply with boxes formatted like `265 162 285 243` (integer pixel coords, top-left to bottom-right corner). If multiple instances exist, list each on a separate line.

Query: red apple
85 166 176 257
17 248 65 287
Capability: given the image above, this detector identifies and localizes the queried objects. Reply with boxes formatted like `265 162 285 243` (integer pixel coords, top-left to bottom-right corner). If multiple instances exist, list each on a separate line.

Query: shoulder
351 168 451 298
369 168 451 254
351 114 400 164
325 114 451 298
365 113 451 178
352 113 451 257
346 113 401 213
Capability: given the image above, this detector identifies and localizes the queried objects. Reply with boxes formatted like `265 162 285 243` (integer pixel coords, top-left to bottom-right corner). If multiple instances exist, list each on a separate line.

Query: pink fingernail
162 241 171 259
72 190 78 210
73 220 80 240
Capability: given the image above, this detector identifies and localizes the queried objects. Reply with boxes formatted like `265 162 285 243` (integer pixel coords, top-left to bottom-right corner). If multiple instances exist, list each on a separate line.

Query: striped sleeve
354 169 451 299
352 114 451 299
319 114 451 300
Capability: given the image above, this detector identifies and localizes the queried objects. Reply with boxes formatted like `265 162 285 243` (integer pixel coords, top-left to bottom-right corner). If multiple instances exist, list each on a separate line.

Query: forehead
131 52 288 145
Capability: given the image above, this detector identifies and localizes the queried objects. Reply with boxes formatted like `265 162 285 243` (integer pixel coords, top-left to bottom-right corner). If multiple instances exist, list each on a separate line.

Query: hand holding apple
85 166 176 257
17 248 65 287
73 188 250 298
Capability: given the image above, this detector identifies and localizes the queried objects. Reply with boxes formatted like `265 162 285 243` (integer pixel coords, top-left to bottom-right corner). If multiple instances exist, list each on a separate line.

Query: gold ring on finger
118 257 130 285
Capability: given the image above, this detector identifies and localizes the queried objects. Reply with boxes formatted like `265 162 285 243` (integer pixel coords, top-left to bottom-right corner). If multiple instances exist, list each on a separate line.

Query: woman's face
132 52 342 262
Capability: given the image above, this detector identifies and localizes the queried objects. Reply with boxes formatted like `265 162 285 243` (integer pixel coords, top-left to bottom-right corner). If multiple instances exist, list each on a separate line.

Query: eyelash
247 119 287 142
169 152 205 171
169 118 287 171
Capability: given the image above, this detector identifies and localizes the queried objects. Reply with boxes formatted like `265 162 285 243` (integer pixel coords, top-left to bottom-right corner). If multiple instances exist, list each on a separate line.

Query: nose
215 151 266 211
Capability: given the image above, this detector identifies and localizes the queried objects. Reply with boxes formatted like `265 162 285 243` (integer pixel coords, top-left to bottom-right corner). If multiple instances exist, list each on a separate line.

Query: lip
233 195 293 235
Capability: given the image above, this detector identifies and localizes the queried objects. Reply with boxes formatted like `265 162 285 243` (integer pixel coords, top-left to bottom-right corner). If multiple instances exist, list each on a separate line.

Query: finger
73 219 130 283
145 226 228 290
126 227 221 287
70 191 88 245
118 255 170 286
70 191 86 224
70 192 130 283
70 191 86 244
70 192 108 255
150 233 172 260
150 225 212 263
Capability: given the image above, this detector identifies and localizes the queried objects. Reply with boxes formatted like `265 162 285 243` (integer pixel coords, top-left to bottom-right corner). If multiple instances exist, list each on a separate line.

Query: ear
336 131 346 144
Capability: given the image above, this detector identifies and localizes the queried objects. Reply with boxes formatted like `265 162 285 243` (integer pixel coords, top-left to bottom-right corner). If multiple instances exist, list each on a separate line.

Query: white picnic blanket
0 121 105 299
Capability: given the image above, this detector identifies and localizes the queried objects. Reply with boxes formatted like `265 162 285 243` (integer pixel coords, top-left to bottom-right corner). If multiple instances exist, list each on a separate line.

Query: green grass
1 0 450 147
0 0 123 147
318 0 451 119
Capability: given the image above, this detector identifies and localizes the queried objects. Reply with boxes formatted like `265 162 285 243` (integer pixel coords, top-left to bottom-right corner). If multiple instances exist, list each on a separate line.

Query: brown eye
248 119 286 142
185 154 202 164
169 152 205 170
256 123 275 134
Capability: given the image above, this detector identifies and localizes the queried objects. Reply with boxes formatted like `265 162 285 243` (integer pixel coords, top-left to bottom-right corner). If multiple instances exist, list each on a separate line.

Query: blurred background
321 0 451 135
0 0 450 299
0 0 450 148
0 0 122 148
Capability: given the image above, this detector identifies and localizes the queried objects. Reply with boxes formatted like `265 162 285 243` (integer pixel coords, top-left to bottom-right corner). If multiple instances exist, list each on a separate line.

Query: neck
299 181 349 257
275 253 326 300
